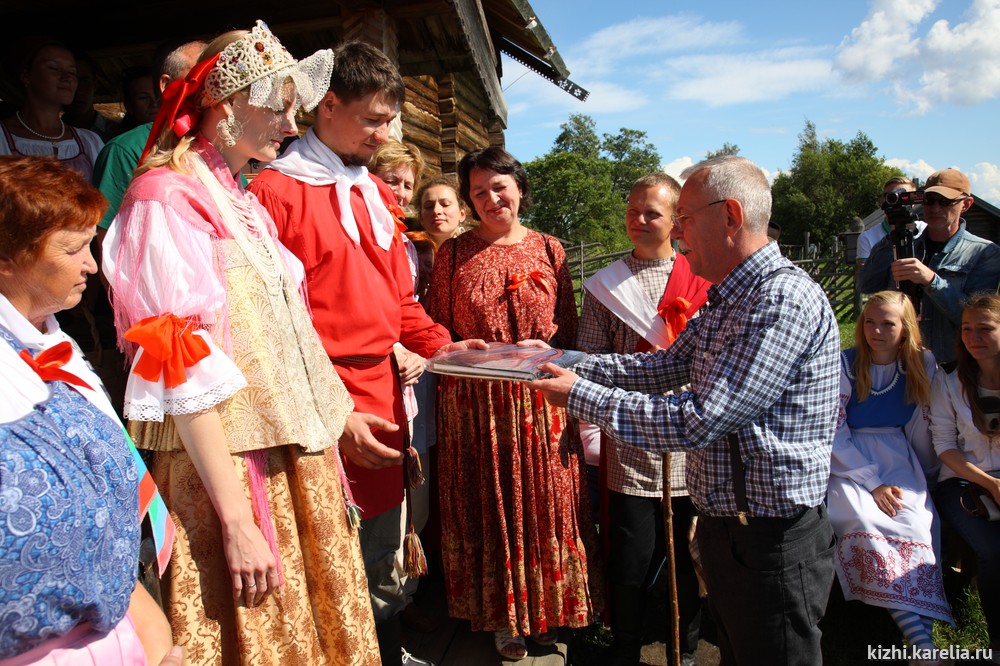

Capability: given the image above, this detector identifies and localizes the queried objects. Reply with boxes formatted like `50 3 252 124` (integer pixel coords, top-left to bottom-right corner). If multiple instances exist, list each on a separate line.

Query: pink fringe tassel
245 448 284 586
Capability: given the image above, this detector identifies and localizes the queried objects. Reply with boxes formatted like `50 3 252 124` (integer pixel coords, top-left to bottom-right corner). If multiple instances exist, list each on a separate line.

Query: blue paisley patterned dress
0 324 140 658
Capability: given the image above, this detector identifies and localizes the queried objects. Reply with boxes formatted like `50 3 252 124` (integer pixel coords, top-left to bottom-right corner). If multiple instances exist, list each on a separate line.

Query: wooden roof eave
490 0 569 78
450 0 508 127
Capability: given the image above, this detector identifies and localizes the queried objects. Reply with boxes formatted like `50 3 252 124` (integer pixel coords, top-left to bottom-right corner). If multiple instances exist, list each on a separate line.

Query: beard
339 151 374 168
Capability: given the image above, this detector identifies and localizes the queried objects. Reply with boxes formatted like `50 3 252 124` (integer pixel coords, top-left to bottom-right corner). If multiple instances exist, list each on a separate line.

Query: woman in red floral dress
429 147 601 661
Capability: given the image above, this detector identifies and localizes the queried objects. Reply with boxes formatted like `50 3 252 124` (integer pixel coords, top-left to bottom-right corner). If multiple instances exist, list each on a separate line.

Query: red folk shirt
249 170 451 517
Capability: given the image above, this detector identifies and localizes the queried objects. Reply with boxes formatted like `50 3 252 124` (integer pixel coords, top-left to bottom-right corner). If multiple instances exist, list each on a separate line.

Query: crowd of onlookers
0 19 998 666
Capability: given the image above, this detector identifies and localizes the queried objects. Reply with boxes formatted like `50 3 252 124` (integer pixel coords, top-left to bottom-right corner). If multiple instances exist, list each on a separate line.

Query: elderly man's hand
339 412 402 469
890 257 935 287
433 338 489 356
526 363 580 408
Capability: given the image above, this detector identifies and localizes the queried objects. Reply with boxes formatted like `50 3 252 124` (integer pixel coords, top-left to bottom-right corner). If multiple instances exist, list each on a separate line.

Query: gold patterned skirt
142 440 380 666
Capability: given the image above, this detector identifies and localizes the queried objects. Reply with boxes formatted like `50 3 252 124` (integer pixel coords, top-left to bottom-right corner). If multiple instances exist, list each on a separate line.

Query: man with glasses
531 156 840 665
858 168 1000 363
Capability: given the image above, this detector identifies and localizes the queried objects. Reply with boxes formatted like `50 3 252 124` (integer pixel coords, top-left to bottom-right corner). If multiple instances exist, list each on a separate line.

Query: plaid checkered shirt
567 242 840 518
577 254 688 498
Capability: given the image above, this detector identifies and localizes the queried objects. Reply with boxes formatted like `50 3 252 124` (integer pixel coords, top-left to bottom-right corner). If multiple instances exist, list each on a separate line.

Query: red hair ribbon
657 296 693 347
507 271 551 294
19 342 93 390
139 53 223 164
123 314 211 389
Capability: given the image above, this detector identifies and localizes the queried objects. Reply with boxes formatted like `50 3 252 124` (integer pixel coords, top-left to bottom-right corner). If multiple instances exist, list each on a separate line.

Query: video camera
881 188 923 309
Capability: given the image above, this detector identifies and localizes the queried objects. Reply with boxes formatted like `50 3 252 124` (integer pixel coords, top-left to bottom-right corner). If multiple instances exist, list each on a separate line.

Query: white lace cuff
123 330 248 421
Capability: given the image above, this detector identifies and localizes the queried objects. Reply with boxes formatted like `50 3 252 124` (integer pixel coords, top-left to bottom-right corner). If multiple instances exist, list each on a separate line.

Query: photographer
858 168 1000 363
855 177 925 268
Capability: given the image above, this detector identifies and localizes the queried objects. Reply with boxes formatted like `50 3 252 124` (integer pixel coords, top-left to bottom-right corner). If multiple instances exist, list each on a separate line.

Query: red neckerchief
635 252 711 352
19 341 93 390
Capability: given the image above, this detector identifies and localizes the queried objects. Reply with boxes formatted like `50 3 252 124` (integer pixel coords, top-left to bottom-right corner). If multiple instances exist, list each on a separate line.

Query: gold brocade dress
130 238 379 666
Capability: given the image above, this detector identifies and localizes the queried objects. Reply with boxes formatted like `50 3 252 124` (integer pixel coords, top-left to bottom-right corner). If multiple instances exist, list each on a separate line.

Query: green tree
524 114 661 251
705 142 741 159
602 127 661 202
771 120 901 248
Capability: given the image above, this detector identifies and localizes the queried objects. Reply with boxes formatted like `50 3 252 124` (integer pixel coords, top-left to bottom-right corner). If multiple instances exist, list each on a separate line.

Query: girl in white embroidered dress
827 291 952 659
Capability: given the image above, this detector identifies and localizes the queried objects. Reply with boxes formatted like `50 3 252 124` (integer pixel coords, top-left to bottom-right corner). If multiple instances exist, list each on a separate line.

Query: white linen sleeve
830 365 883 490
905 350 939 484
103 199 246 421
929 370 961 457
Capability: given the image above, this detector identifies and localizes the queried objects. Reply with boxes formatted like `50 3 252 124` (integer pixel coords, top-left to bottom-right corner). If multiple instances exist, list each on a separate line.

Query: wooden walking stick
662 452 681 666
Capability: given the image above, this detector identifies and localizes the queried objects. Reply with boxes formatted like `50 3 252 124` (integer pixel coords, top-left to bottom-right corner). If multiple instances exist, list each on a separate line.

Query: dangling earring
216 111 244 147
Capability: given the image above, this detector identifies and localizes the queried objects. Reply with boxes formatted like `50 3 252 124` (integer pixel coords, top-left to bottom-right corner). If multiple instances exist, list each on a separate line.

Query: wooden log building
0 0 580 177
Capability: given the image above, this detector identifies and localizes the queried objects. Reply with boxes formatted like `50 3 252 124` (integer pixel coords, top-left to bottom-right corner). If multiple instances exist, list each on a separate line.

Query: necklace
15 110 65 141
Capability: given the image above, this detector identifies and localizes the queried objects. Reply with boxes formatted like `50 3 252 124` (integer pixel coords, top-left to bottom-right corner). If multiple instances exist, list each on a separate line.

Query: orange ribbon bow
19 341 93 390
123 314 211 389
388 203 408 239
658 296 693 346
507 271 551 294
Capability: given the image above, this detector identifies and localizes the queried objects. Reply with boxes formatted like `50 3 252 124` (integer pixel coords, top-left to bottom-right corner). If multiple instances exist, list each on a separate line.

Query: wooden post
662 454 681 666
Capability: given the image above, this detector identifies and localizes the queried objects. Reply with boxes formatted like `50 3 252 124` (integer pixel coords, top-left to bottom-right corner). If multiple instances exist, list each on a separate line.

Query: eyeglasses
923 195 967 207
671 199 727 227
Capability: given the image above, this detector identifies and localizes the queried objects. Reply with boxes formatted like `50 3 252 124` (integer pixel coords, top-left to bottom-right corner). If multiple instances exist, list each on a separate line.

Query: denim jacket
857 221 1000 363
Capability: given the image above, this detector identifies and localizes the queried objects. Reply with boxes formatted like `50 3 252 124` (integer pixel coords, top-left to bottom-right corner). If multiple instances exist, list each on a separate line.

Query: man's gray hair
681 156 771 235
157 40 207 81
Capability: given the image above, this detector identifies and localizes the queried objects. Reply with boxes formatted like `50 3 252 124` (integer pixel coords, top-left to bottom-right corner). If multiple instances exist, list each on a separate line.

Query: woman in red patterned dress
428 147 601 661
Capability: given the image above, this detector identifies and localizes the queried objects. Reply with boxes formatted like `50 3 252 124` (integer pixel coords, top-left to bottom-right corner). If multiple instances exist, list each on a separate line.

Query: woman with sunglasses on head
930 293 1000 662
103 23 378 665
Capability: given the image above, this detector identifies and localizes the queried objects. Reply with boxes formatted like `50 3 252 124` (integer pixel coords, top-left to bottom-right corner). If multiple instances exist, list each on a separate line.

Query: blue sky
501 0 1000 202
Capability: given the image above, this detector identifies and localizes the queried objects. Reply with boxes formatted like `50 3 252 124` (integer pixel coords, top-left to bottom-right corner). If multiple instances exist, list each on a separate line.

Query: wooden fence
563 241 861 322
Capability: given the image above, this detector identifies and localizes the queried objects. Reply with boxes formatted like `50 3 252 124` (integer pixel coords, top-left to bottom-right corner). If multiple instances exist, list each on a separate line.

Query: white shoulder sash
583 259 671 349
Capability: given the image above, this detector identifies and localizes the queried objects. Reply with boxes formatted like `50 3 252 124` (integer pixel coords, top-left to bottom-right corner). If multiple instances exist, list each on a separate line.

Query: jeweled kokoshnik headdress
203 20 333 112
142 19 333 161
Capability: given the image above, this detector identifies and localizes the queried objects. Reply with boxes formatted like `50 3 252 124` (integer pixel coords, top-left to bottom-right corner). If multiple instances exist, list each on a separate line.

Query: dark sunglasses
923 194 967 207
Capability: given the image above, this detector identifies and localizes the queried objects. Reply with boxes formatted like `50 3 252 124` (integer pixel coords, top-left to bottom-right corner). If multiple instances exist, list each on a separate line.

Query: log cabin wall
0 0 562 179
438 71 492 175
402 75 443 177
313 6 499 178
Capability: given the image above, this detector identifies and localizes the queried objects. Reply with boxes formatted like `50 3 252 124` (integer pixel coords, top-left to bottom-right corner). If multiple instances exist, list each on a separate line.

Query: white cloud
665 50 834 106
661 157 776 185
835 0 1000 112
884 157 937 181
662 156 694 180
570 15 743 76
834 0 938 80
502 56 647 115
969 162 1000 203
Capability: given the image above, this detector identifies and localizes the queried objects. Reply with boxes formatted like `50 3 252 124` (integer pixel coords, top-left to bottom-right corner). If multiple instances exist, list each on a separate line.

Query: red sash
634 253 710 353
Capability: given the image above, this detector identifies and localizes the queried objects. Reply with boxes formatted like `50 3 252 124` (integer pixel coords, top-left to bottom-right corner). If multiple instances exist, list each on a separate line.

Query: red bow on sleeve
123 314 211 389
19 341 93 390
507 271 551 294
